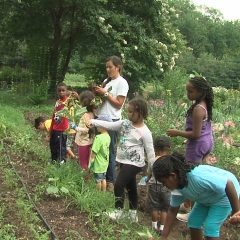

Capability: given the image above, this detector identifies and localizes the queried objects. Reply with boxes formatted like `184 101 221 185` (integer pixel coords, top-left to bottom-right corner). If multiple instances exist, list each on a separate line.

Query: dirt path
6 149 99 240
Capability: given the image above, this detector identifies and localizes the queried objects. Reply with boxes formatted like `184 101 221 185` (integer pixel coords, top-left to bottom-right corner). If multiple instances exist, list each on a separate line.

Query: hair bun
171 151 185 162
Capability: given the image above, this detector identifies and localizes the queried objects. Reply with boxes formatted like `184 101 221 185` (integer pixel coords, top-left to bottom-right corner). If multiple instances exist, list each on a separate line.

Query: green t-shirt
91 132 111 173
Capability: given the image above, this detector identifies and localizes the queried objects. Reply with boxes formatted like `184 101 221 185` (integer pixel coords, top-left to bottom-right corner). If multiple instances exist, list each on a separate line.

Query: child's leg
188 203 231 240
67 148 76 158
50 130 58 161
190 228 203 240
202 205 231 239
151 210 159 230
101 179 107 192
124 165 142 210
96 181 101 191
59 132 67 162
66 134 76 159
94 173 102 190
114 164 140 209
78 145 91 169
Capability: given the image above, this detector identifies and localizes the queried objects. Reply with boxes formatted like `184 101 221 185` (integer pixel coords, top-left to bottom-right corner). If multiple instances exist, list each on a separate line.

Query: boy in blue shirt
152 152 240 240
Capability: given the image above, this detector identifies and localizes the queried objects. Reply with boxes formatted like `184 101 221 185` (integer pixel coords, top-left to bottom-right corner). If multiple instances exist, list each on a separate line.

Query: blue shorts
94 173 106 183
188 203 231 237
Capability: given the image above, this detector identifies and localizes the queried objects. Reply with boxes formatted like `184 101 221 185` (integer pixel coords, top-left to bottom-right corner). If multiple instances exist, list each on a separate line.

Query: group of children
35 76 240 240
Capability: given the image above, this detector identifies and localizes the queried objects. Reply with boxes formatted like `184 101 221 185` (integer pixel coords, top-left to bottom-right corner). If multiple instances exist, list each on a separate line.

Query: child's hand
85 120 93 128
166 129 179 137
229 211 240 224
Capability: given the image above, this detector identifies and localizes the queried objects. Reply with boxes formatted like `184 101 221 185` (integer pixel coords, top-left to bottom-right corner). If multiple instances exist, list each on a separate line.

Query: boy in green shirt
89 115 111 191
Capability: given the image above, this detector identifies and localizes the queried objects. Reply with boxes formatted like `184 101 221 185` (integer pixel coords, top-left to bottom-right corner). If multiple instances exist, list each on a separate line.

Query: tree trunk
48 6 64 93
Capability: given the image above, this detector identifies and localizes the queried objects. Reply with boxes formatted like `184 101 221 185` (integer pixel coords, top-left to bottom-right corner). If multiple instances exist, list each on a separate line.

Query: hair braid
187 77 214 120
152 152 195 189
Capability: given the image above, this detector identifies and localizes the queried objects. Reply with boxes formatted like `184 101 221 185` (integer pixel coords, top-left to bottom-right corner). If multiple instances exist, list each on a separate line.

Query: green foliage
1 0 186 93
177 51 240 89
169 0 240 89
0 66 32 86
64 73 87 88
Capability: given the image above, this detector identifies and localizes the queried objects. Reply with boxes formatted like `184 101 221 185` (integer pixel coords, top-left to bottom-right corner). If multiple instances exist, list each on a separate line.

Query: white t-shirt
91 119 155 168
97 76 129 120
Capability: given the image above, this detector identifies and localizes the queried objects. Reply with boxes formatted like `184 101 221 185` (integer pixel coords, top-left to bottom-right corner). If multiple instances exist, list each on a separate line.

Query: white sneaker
105 209 124 221
179 203 191 213
176 213 189 222
128 210 138 223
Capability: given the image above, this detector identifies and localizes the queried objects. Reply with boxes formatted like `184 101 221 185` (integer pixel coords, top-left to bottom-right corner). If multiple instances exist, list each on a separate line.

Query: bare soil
0 111 238 240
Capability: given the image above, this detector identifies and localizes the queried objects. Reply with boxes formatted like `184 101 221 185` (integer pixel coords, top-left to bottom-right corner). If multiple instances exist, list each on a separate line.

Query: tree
1 0 186 93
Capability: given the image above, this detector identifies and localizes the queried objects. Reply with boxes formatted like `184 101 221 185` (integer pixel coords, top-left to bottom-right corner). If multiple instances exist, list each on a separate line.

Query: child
35 116 77 159
75 90 96 170
49 82 69 163
90 97 155 222
167 76 214 164
152 153 240 240
147 136 171 234
167 76 214 221
89 115 112 191
34 116 52 132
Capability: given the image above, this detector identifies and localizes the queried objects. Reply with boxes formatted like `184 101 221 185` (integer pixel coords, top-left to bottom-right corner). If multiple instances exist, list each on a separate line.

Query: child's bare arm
90 151 96 163
225 180 240 215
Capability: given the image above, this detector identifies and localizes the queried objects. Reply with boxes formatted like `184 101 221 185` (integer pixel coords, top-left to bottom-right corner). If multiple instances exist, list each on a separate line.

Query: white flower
234 157 240 165
123 39 127 45
98 17 105 23
107 24 112 29
120 53 125 59
160 68 164 72
134 46 138 50
156 61 162 67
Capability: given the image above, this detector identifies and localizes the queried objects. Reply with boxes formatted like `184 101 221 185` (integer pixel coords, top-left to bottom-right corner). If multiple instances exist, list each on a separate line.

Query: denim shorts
94 172 106 182
188 202 231 237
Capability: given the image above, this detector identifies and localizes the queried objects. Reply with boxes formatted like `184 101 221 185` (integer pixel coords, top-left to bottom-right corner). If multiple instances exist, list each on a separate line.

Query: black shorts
147 184 170 211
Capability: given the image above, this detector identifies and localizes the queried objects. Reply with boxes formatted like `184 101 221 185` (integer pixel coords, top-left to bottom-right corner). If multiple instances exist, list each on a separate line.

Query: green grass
64 73 88 88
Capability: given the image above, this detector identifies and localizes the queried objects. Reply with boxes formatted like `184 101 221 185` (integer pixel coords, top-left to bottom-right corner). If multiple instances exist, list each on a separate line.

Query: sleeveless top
185 104 212 138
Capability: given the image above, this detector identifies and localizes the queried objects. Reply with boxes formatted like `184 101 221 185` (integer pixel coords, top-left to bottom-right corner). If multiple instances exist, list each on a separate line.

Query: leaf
46 186 59 195
60 186 69 194
137 229 152 238
48 177 59 182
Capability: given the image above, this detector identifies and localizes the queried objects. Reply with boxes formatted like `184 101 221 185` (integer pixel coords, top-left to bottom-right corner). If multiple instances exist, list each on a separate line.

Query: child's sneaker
128 209 138 223
105 209 124 221
179 203 191 213
60 160 65 165
176 213 189 222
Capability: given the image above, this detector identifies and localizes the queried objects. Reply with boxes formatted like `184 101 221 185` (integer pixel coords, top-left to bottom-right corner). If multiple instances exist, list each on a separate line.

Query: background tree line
0 0 239 100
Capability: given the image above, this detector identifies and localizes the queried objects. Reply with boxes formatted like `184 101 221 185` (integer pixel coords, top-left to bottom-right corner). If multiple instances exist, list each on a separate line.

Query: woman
94 56 129 190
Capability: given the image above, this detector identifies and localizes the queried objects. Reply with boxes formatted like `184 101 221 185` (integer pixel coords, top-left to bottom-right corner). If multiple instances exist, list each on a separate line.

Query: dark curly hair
152 152 195 189
187 77 214 121
79 90 96 112
128 97 148 120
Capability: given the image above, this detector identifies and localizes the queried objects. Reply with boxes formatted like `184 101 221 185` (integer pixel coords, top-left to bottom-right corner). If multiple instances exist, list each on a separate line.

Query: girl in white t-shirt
90 97 155 222
94 56 129 188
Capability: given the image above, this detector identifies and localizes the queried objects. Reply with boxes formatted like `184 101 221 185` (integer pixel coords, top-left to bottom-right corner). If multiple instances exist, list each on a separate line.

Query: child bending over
35 115 76 159
152 153 240 240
